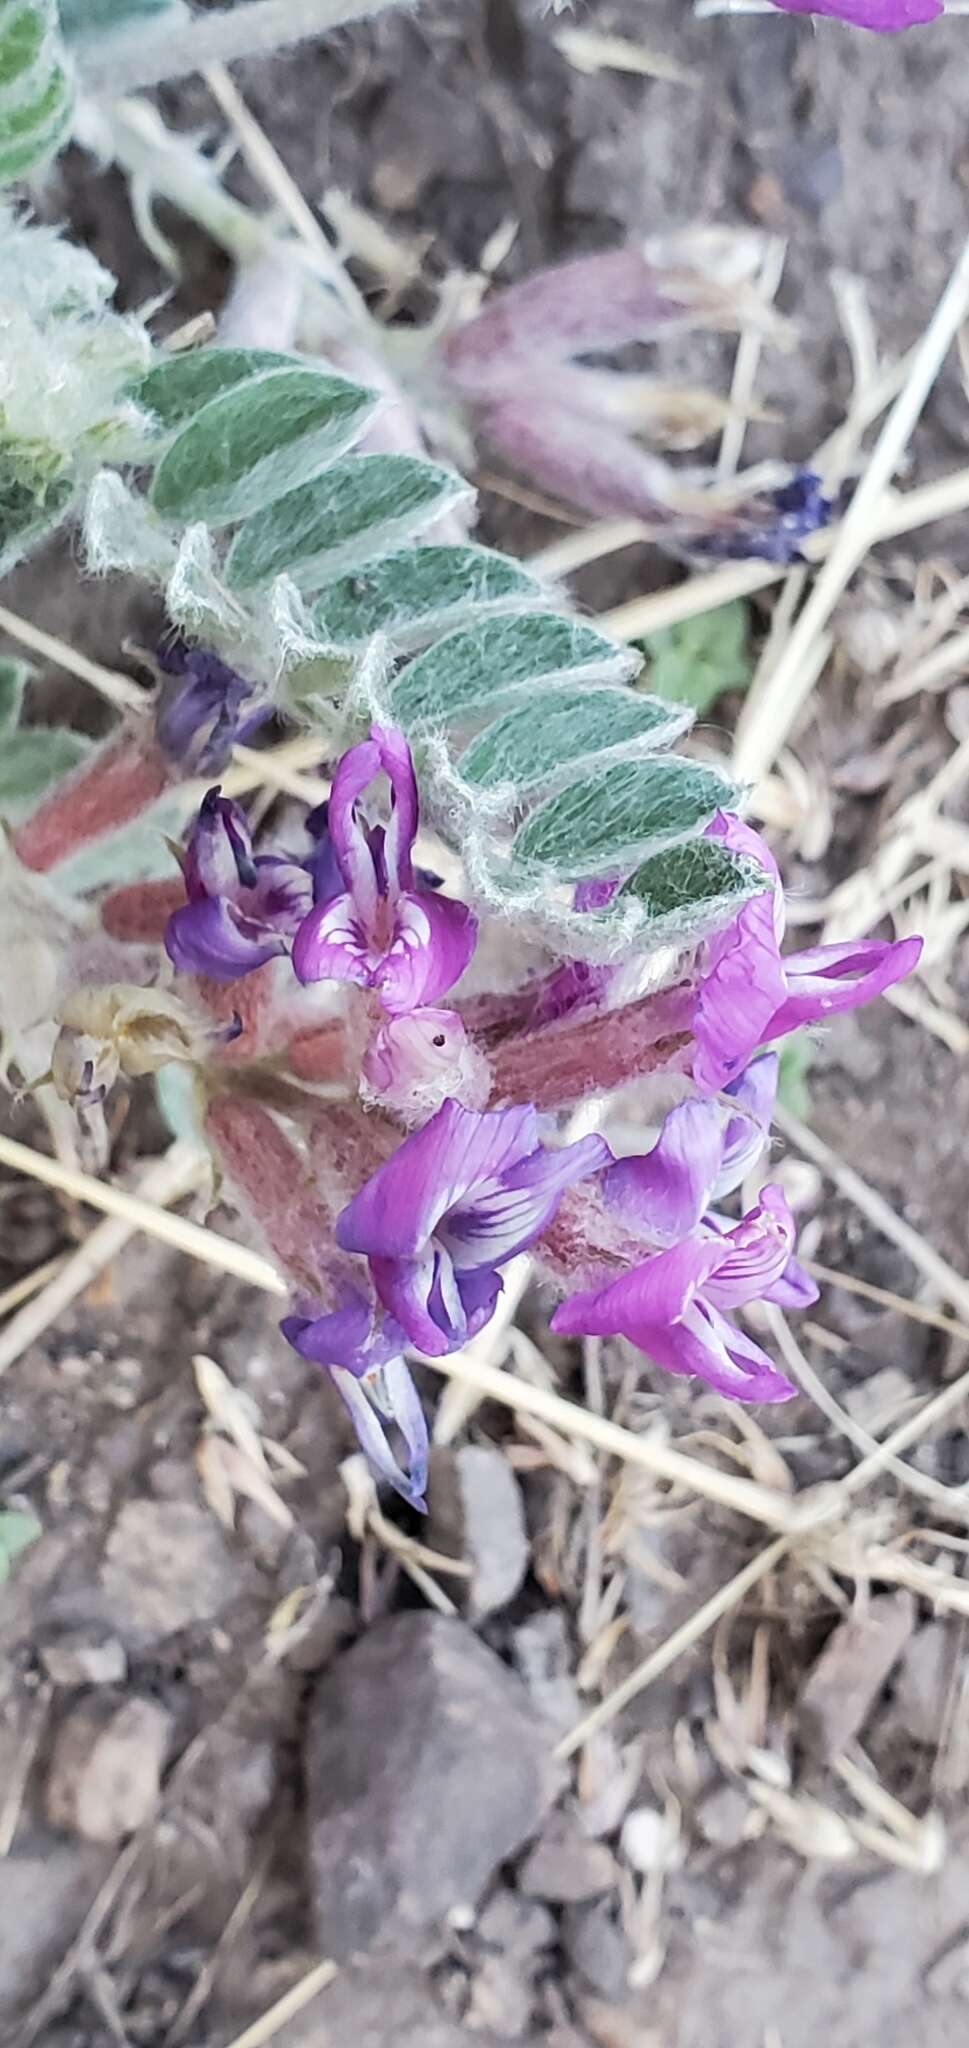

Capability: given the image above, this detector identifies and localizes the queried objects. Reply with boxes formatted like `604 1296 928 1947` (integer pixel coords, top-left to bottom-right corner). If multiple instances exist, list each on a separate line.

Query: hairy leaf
150 366 377 526
390 612 639 731
458 685 690 792
225 454 468 592
620 837 763 944
512 756 737 879
642 600 752 718
0 3 47 89
59 0 173 35
0 45 71 183
134 346 302 435
313 542 544 653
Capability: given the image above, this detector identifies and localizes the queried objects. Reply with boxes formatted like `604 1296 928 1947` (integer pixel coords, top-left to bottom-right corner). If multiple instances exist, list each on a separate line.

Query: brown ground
4 5 969 2045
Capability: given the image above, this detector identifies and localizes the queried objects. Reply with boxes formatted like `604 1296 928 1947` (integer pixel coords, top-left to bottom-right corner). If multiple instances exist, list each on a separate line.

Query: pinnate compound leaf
0 39 71 184
459 685 691 793
642 600 753 718
0 1 47 88
59 0 173 37
0 1507 40 1581
620 837 764 945
225 454 468 592
512 756 737 880
313 543 544 653
390 612 639 732
150 367 378 526
133 347 303 436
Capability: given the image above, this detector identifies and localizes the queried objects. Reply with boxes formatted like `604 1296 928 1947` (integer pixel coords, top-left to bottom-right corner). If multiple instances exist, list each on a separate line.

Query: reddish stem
14 726 174 873
486 984 695 1111
101 878 184 944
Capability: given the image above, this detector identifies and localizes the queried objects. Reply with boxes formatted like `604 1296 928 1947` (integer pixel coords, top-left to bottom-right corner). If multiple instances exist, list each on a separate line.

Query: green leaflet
458 685 690 793
641 600 753 718
133 346 304 436
0 727 90 817
313 543 544 653
619 837 763 945
150 366 378 526
225 454 468 592
390 612 639 732
512 756 737 880
0 3 46 89
0 42 70 183
0 1507 40 1581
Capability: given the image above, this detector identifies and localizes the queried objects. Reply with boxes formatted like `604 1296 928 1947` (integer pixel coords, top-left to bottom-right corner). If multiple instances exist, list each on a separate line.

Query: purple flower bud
155 638 271 775
362 1007 490 1119
281 1292 427 1510
165 788 313 983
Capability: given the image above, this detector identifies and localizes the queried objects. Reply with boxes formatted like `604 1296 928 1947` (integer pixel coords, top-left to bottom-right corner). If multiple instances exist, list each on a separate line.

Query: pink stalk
14 725 175 874
101 879 184 944
486 985 694 1111
205 1094 336 1297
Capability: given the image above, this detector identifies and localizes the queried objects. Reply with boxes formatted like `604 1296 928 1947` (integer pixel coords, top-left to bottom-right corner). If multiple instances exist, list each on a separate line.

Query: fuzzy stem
486 985 695 1111
75 0 415 94
205 1093 334 1297
101 878 184 944
13 726 174 874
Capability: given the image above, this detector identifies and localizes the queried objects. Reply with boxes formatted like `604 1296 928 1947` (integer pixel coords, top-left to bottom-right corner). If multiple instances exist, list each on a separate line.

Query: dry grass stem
0 1143 205 1380
0 1253 66 1320
805 1257 969 1344
223 1960 340 2048
717 237 786 482
554 26 695 82
0 604 144 713
733 234 969 781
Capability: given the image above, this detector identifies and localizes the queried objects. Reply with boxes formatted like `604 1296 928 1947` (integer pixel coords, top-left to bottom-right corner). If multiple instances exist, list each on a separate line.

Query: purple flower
362 1006 489 1118
282 1286 427 1509
690 471 833 567
293 725 477 1016
165 788 313 982
693 812 923 1093
336 1099 612 1357
552 1183 802 1403
767 0 940 28
155 639 271 775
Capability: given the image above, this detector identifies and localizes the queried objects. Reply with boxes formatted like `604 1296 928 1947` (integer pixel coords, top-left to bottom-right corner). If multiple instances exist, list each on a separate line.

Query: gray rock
100 1498 242 1646
478 1888 556 1956
39 1626 127 1688
696 1781 751 1850
45 1694 173 1843
510 1609 581 1738
893 1621 955 1747
562 1898 633 2002
305 1612 559 1959
520 1820 618 1904
468 1953 535 2038
0 1833 113 2020
428 1444 529 1622
798 1593 915 1760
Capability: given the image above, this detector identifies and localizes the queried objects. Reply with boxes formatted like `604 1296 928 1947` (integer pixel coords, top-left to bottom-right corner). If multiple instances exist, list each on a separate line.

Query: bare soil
4 5 969 2045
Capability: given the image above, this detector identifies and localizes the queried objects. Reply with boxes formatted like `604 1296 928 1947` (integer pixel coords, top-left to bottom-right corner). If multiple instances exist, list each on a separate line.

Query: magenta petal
332 1360 428 1509
184 788 255 900
327 736 383 922
703 1185 796 1310
375 889 478 1013
165 895 287 980
689 1306 797 1402
371 723 418 892
441 1131 612 1268
338 1100 540 1261
552 1232 729 1339
762 1253 820 1311
767 934 923 1037
605 1099 725 1243
291 893 371 987
693 891 789 1094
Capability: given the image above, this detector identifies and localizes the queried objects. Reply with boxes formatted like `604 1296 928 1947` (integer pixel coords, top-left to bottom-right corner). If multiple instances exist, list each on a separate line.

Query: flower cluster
163 725 920 1511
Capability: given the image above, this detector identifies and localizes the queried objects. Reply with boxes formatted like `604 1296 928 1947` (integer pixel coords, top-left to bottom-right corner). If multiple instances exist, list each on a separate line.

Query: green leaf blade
150 366 378 527
312 543 544 653
620 837 764 946
458 685 691 793
390 612 640 732
0 728 91 817
512 757 738 880
133 346 303 435
225 454 469 592
642 600 753 719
